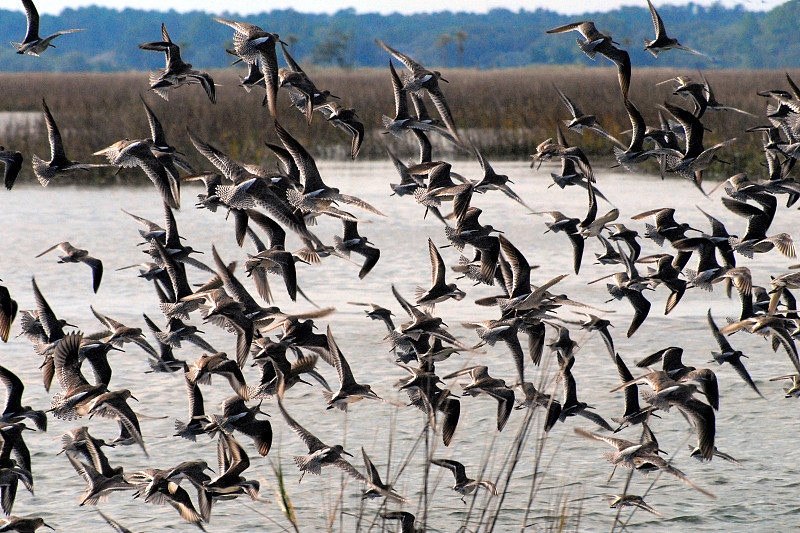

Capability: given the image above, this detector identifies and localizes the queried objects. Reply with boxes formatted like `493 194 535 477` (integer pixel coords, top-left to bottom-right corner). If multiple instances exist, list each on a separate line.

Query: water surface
0 160 796 532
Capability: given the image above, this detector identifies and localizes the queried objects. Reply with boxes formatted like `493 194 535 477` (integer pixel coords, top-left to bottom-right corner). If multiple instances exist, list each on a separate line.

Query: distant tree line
0 2 799 72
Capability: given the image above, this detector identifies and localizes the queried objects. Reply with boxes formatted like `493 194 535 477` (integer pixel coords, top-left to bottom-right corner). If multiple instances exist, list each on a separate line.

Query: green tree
311 30 352 67
453 30 467 67
436 33 452 67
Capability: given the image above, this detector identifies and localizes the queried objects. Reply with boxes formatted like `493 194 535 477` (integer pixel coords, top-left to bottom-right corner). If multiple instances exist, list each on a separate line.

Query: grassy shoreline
0 67 789 186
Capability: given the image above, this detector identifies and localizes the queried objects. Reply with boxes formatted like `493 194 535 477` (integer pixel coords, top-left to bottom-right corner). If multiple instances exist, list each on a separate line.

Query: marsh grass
0 67 792 187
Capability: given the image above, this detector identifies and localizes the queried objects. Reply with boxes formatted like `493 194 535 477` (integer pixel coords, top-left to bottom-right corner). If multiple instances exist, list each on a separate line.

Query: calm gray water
0 160 797 532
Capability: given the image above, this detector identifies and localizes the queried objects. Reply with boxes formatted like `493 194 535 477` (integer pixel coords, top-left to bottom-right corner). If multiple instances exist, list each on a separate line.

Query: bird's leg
606 465 617 484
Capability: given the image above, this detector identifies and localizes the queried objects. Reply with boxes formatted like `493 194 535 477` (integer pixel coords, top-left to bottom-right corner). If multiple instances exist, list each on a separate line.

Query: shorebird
140 96 194 183
279 42 325 124
49 331 108 421
382 60 456 143
0 517 54 533
0 284 17 344
381 511 416 533
275 121 382 217
321 326 383 411
610 354 657 432
396 363 461 445
545 21 631 98
204 432 260 505
173 367 211 441
723 195 795 259
0 366 46 431
249 337 330 398
593 244 652 338
375 39 461 142
631 207 699 247
127 467 207 529
514 381 562 432
656 101 736 192
138 23 216 103
11 0 85 56
531 210 584 276
360 447 408 502
32 99 107 187
531 137 595 182
0 148 23 190
333 220 381 279
545 21 614 61
93 138 180 209
557 354 613 431
614 98 654 172
36 242 103 293
720 316 800 373
214 17 284 117
318 102 365 160
575 427 715 498
415 238 466 307
67 452 133 505
187 352 249 400
688 444 742 465
611 369 716 460
411 161 473 222
59 426 121 480
608 494 664 517
431 458 497 503
95 510 133 533
443 365 514 431
644 0 710 58
84 387 146 452
210 396 272 456
554 86 623 147
186 131 314 239
276 371 400 499
90 306 157 358
472 146 532 209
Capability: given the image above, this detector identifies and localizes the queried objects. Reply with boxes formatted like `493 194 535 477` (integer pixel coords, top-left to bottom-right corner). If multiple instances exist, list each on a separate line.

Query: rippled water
0 160 797 532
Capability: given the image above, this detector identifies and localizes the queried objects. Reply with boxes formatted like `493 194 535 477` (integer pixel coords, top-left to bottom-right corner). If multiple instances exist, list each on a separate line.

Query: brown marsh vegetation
0 66 789 185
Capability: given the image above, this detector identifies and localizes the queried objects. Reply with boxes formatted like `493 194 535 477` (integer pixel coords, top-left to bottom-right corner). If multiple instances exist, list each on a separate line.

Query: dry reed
0 67 791 186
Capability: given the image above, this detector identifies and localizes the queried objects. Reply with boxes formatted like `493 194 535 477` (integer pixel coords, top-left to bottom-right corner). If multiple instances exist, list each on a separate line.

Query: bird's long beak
43 524 55 531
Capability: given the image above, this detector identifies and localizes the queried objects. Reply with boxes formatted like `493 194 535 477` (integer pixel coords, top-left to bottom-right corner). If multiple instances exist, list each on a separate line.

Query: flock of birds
1 0 800 531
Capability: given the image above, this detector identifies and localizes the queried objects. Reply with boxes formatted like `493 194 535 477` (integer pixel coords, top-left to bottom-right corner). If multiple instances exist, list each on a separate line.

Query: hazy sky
17 0 792 16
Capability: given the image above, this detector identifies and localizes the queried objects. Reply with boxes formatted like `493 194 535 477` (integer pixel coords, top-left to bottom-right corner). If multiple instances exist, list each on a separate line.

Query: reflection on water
0 160 797 531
